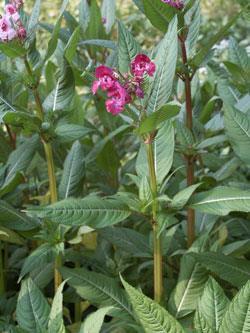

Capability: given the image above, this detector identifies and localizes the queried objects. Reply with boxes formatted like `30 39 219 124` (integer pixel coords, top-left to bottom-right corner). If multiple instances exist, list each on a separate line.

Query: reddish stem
5 124 16 149
179 34 195 247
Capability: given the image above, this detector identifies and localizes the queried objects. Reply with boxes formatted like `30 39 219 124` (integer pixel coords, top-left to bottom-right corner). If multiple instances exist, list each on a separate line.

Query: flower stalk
145 138 163 303
24 57 62 291
179 34 196 247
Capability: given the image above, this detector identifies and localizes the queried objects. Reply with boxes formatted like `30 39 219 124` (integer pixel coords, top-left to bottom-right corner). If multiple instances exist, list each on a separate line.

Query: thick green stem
24 57 61 290
146 141 163 303
179 35 196 247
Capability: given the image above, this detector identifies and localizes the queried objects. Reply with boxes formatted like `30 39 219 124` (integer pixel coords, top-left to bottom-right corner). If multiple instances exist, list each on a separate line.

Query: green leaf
2 135 39 187
59 141 85 199
191 252 250 288
0 41 26 58
85 0 105 42
122 277 185 333
190 187 250 216
0 172 24 198
224 107 250 166
169 253 208 318
137 103 180 135
142 0 176 32
64 26 80 62
0 226 25 245
19 243 55 282
0 200 37 231
43 60 75 112
154 120 175 185
28 196 131 228
170 183 202 209
27 0 41 40
219 280 250 333
199 96 221 124
147 16 178 113
100 227 152 258
222 240 250 256
101 0 116 34
118 21 141 73
80 306 114 333
79 0 90 32
190 13 241 68
48 281 67 333
194 278 229 333
228 37 250 72
44 0 69 61
55 124 92 142
16 278 50 333
60 267 133 320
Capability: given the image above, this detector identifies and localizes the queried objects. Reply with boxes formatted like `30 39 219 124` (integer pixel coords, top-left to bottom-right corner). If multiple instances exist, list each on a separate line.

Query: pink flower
131 54 156 78
17 24 26 39
0 16 17 41
106 82 131 115
105 99 125 115
5 4 20 22
91 65 117 94
161 0 184 10
91 54 156 116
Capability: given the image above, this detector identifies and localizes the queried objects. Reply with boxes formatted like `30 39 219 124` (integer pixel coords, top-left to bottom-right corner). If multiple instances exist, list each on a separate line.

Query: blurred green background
24 0 249 43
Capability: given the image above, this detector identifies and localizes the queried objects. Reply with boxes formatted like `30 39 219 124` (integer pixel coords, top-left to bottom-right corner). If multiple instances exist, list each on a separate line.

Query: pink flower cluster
92 54 156 115
0 1 26 43
161 0 184 10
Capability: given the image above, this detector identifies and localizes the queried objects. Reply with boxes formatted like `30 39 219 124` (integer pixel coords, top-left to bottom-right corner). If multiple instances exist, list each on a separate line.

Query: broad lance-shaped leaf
19 243 55 282
0 200 37 231
168 253 208 318
100 227 152 258
191 252 250 288
122 277 185 333
27 0 41 41
48 281 67 333
219 280 250 333
118 21 141 73
16 278 50 333
80 306 114 333
79 0 90 32
170 183 202 209
2 135 39 186
146 16 178 113
224 107 250 166
43 59 75 112
64 26 80 63
136 120 174 186
190 186 250 216
154 120 175 186
141 0 176 32
61 267 133 320
44 0 69 61
28 196 131 228
58 140 85 199
0 40 26 58
194 278 229 333
101 0 116 34
137 102 180 135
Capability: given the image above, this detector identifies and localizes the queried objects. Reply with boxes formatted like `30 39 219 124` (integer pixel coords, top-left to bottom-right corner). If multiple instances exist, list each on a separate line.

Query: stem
24 56 61 290
179 35 195 247
145 141 163 303
5 124 16 149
